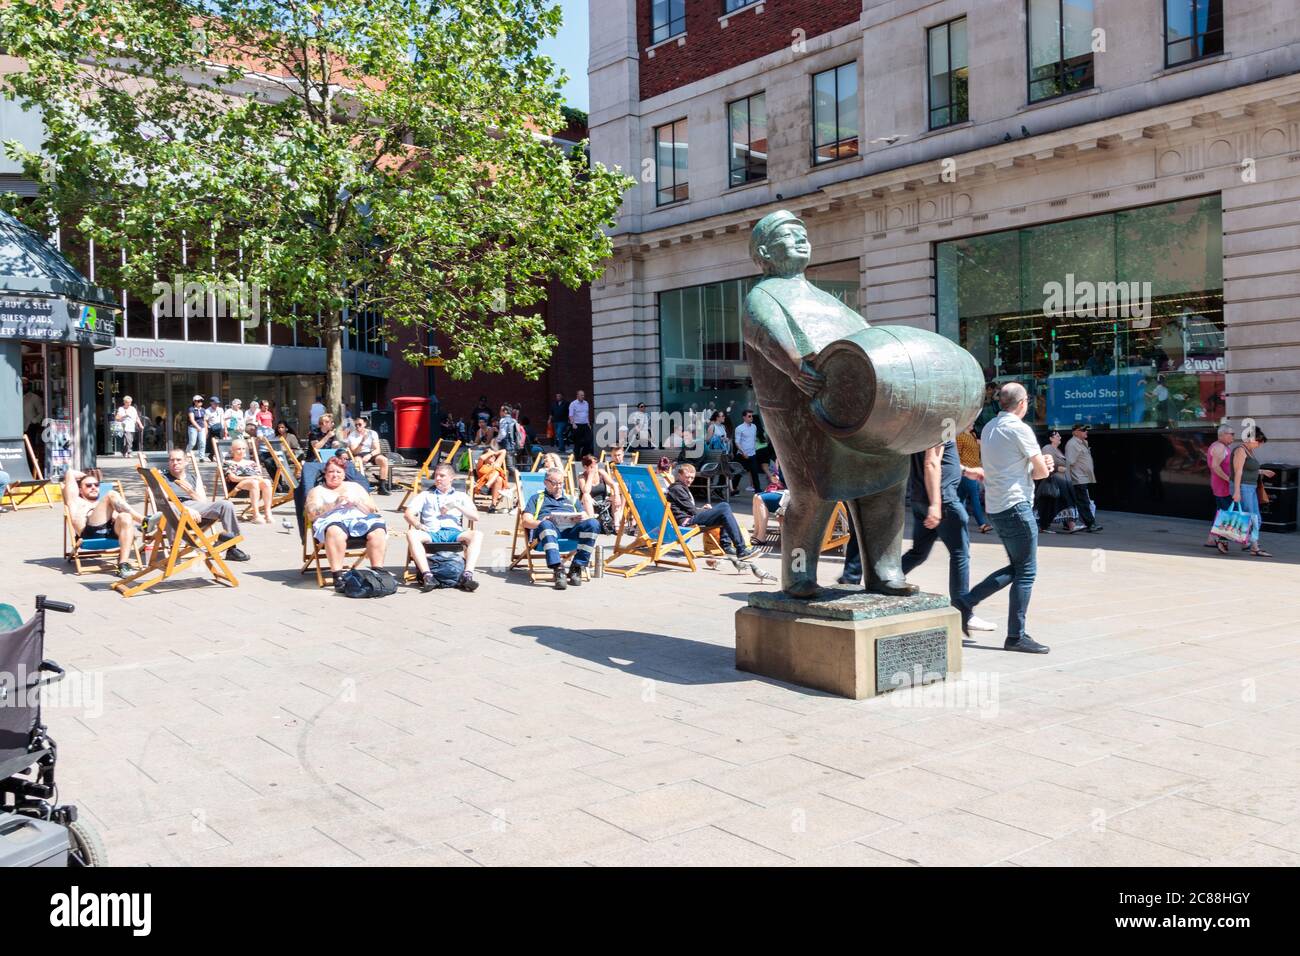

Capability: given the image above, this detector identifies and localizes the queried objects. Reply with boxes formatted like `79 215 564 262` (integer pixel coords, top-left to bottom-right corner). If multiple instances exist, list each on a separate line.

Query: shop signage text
0 294 115 347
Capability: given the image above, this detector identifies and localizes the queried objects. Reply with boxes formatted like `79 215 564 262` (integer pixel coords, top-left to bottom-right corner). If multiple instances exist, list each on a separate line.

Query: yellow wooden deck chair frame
62 479 143 575
113 467 243 597
395 438 460 513
822 501 852 552
279 436 305 481
257 436 298 509
0 434 57 510
605 464 723 578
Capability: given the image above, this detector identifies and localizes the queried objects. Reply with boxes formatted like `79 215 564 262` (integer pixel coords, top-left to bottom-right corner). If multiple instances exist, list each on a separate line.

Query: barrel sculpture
811 326 985 456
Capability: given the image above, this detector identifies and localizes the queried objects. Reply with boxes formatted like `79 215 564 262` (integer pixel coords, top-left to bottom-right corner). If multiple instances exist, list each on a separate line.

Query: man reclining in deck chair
306 454 388 589
62 467 160 577
162 450 251 561
667 463 758 561
521 467 601 591
404 463 482 592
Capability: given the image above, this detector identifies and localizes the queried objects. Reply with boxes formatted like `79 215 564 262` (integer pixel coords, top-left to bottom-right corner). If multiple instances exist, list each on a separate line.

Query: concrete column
79 345 96 465
0 340 21 438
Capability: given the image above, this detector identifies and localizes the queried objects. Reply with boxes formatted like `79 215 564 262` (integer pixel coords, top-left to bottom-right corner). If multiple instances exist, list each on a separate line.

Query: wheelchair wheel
66 818 108 866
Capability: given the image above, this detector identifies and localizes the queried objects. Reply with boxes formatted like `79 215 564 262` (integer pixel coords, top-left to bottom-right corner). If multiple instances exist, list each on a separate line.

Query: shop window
936 195 1224 432
1027 0 1094 103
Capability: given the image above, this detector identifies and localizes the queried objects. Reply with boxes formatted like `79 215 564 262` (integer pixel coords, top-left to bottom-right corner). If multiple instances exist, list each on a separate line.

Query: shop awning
0 210 117 307
0 210 117 347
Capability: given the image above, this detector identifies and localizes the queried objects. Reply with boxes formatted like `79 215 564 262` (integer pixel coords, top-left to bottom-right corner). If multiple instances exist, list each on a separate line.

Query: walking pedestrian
957 382 1054 653
732 409 763 494
898 440 996 632
549 392 569 451
1227 427 1274 557
1064 423 1102 532
955 422 991 533
114 395 142 457
569 389 593 459
1205 423 1235 548
185 395 207 459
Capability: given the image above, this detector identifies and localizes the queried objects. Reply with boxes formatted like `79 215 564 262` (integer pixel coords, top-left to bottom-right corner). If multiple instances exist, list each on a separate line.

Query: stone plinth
736 586 963 700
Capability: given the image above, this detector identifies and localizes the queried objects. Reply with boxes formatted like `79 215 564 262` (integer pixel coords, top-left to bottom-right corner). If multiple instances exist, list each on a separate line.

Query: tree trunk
324 317 344 422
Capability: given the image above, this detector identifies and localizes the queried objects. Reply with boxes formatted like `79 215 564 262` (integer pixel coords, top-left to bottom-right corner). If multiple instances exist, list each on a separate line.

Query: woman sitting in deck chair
305 454 388 586
577 454 623 535
224 439 276 524
474 444 510 512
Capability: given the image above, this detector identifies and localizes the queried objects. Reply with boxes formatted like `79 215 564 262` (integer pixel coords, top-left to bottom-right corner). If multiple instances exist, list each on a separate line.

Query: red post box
390 396 431 459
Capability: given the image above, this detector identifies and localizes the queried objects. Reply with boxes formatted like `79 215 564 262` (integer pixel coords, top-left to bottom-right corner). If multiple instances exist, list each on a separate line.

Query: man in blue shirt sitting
521 468 600 590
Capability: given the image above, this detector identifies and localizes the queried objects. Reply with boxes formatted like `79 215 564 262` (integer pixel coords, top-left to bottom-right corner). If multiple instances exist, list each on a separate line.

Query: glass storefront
93 369 354 454
20 341 78 477
936 195 1224 432
658 260 860 417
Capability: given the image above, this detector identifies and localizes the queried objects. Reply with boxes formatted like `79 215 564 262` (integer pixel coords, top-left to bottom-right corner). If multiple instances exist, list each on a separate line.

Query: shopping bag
1210 502 1254 543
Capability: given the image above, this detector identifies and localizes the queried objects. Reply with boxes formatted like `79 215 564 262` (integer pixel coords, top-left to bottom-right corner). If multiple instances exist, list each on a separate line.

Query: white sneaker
966 615 997 632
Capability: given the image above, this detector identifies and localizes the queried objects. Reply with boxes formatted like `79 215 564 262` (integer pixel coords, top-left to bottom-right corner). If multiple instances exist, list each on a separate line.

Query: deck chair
113 468 243 597
257 436 297 509
0 435 57 510
62 479 143 575
279 437 305 481
604 464 723 578
821 501 852 553
469 448 512 508
508 470 592 582
395 438 461 513
598 450 640 466
295 459 377 588
314 446 343 463
209 439 256 519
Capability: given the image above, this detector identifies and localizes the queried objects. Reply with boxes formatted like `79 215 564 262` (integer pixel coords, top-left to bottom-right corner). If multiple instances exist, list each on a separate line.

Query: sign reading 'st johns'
0 294 115 347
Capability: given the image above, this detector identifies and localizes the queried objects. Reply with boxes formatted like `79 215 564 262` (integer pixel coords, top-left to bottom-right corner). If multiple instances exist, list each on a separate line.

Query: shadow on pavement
512 624 750 686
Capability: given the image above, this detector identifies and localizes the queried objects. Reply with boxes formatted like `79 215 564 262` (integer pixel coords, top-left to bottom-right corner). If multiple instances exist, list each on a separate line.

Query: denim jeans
186 425 206 456
963 501 1038 641
0 468 9 504
901 499 971 607
958 476 988 526
1238 484 1262 546
690 502 745 553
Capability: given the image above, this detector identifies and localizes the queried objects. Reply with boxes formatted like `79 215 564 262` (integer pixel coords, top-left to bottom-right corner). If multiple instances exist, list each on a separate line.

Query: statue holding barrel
742 211 984 598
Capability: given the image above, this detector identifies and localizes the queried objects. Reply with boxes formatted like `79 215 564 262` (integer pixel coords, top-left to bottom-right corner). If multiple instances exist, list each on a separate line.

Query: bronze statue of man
742 211 915 598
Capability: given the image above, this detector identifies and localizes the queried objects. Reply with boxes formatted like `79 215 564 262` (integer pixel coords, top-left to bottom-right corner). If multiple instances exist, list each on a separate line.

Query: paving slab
5 462 1298 866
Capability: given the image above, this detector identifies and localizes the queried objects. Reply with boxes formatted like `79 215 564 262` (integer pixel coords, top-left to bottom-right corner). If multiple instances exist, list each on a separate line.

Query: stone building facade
589 0 1300 519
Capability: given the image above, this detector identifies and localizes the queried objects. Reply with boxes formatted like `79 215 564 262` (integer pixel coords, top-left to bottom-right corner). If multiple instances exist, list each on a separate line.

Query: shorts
314 511 386 544
758 491 783 510
83 521 117 539
426 528 463 544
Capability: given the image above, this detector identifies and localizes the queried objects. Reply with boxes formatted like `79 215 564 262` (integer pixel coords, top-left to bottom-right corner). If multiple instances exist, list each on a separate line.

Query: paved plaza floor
4 457 1300 866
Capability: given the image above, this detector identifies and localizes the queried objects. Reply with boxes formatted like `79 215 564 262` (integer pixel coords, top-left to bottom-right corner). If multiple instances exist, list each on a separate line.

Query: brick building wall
637 0 860 100
385 275 594 429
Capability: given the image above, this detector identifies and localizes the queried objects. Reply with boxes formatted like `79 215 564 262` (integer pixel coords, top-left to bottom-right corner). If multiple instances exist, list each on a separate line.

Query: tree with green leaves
0 0 631 419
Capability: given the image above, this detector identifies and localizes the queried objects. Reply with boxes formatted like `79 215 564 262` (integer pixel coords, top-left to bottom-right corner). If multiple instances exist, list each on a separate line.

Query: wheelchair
0 596 107 865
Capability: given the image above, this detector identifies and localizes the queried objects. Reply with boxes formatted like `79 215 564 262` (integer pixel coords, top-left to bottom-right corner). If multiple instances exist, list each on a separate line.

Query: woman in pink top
255 401 274 439
1204 423 1234 548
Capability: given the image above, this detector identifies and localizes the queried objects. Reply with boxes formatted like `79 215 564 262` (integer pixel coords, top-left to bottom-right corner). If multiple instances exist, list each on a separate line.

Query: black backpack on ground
336 567 400 598
427 552 466 588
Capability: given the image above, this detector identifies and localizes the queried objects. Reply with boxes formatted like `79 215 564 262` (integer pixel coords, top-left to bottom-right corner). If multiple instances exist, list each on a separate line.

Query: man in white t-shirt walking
114 395 142 456
731 409 762 494
958 382 1053 654
568 389 593 459
403 462 482 591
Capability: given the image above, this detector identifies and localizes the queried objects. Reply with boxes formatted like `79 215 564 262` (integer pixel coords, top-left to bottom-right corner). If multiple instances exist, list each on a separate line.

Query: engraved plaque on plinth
875 628 949 692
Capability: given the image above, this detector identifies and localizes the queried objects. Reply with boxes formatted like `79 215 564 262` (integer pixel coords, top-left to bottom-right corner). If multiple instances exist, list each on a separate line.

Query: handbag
1210 502 1255 544
1258 478 1270 506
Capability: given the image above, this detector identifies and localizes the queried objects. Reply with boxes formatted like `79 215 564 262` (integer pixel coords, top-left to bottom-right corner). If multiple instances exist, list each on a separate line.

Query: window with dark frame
1026 0 1094 104
728 93 767 187
651 0 686 45
1165 0 1223 68
928 17 969 130
655 118 689 206
812 63 859 165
